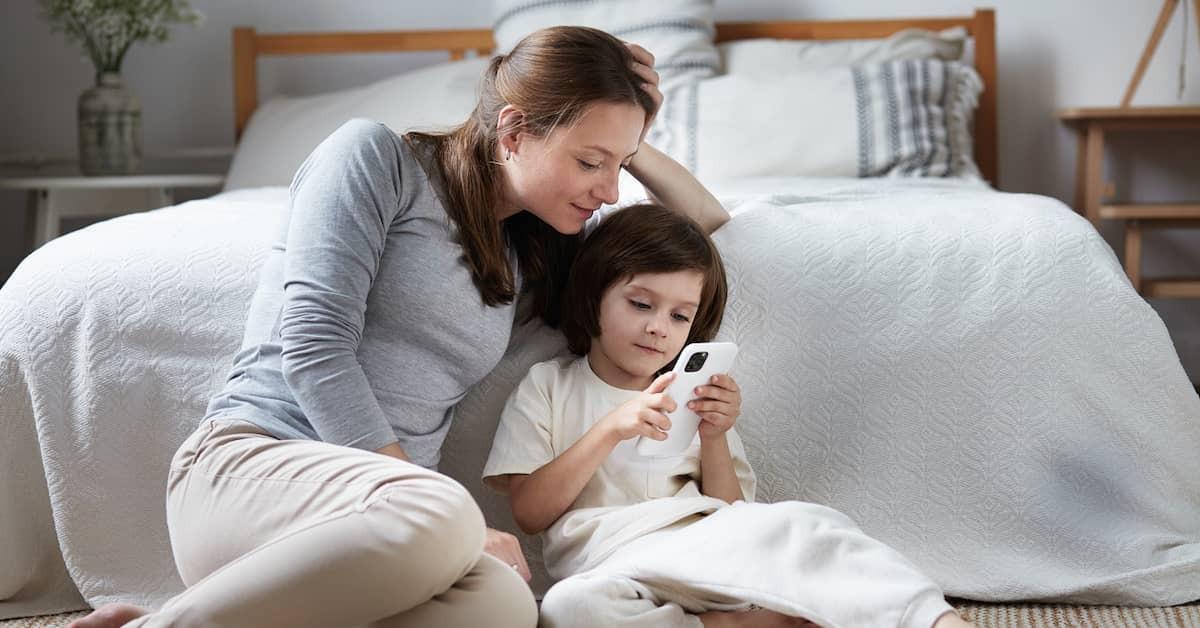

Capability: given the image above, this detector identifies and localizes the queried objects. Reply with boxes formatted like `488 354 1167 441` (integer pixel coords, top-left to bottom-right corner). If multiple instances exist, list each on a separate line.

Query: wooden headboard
232 9 997 184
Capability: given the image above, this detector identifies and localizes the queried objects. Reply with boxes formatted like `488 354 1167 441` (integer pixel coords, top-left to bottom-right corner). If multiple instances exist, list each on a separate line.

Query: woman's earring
505 148 512 161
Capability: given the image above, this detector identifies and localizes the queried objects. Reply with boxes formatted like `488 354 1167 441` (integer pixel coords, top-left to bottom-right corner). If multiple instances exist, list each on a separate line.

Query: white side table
0 158 226 251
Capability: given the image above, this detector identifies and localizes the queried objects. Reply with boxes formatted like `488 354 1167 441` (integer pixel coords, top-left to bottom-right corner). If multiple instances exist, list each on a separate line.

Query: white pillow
718 27 966 75
224 58 488 191
492 0 719 85
655 59 982 181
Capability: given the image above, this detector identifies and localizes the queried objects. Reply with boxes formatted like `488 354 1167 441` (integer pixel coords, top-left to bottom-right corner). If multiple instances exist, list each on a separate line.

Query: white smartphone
635 341 739 459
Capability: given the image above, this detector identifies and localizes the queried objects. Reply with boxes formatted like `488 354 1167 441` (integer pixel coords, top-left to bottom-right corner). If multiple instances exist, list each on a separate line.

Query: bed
2 4 1199 624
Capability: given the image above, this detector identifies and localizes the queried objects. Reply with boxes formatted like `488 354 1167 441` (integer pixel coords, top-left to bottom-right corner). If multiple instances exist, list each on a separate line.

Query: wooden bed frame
232 9 998 184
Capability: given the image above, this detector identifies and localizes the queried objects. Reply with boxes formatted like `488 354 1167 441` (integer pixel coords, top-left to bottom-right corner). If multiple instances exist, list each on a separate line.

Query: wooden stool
1057 107 1200 298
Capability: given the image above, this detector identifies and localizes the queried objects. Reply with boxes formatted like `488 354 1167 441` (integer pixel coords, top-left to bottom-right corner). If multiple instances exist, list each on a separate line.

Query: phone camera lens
685 352 708 373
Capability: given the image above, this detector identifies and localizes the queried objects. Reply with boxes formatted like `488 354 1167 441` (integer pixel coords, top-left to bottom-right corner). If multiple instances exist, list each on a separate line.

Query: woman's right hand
598 371 677 442
484 527 531 582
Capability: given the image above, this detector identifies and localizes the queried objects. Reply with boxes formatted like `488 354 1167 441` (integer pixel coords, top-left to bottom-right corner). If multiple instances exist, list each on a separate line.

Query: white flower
40 0 203 73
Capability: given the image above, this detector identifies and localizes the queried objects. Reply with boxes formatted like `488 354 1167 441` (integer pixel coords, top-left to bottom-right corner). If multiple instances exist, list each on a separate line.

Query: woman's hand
692 374 742 440
484 527 531 582
624 41 662 144
373 441 412 462
617 45 730 234
597 371 677 442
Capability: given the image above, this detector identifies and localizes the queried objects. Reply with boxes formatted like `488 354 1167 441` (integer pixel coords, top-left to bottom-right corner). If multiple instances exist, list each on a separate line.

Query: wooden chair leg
1125 219 1143 293
1083 124 1105 226
1073 133 1087 216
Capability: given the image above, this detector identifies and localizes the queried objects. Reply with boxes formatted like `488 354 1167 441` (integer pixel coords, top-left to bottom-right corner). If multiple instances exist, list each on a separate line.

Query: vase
78 71 142 175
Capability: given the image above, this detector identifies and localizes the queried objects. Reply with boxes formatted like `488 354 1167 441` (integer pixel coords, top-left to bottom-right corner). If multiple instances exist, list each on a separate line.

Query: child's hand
598 371 677 442
692 373 741 440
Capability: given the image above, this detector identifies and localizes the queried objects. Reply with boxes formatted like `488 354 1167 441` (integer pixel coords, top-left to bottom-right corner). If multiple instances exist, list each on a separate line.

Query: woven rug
952 601 1200 627
4 602 1199 627
0 612 86 628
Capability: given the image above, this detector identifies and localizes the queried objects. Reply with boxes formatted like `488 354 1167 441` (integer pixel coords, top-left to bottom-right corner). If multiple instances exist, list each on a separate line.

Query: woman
70 25 727 628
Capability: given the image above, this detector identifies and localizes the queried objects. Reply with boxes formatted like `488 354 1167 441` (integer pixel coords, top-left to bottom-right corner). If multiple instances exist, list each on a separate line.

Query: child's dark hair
560 203 728 357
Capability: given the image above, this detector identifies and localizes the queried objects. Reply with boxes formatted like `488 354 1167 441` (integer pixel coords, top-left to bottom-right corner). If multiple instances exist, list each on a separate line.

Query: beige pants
127 418 537 628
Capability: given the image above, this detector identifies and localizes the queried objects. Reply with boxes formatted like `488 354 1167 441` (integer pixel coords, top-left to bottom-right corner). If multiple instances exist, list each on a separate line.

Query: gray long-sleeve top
203 118 519 469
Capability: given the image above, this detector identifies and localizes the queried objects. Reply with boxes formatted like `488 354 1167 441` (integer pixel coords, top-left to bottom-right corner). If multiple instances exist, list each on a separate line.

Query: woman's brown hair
560 203 728 359
406 26 655 326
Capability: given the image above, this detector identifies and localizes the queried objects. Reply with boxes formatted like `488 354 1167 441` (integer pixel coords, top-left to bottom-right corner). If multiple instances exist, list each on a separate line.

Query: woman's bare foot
933 611 976 628
66 603 148 628
700 606 819 627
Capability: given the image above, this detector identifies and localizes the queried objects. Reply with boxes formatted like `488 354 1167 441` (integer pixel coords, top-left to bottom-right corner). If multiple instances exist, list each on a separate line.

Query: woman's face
499 101 645 234
588 270 704 390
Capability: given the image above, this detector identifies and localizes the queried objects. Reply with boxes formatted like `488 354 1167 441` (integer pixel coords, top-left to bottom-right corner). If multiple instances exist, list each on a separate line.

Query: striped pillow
852 59 982 178
491 0 719 85
653 58 983 181
718 27 967 76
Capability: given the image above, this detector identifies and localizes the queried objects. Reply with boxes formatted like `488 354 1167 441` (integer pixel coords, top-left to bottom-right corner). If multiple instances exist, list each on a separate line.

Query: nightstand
0 156 227 252
1057 106 1200 298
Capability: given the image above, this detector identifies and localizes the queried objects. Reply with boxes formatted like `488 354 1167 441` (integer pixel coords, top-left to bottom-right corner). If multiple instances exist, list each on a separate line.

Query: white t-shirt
483 355 757 579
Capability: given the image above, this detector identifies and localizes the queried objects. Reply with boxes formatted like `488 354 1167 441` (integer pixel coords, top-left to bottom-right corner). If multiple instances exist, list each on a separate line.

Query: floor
4 601 1200 627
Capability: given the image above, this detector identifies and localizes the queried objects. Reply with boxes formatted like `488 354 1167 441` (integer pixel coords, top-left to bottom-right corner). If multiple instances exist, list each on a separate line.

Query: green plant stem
114 41 134 73
64 10 105 73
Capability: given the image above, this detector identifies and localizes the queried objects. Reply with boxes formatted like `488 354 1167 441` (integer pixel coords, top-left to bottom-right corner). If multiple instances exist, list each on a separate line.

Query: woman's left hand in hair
692 374 742 439
624 41 662 144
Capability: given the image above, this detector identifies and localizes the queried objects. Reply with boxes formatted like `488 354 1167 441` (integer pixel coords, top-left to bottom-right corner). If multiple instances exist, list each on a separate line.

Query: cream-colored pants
127 418 537 628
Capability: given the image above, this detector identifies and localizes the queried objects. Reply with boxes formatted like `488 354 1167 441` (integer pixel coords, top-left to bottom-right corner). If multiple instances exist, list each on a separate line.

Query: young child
483 204 974 628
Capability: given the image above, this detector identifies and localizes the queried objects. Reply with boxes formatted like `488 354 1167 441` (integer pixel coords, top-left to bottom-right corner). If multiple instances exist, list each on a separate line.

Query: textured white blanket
1 179 1197 618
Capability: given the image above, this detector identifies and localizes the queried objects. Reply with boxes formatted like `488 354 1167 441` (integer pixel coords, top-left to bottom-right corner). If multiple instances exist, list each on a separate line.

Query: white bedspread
1 178 1197 618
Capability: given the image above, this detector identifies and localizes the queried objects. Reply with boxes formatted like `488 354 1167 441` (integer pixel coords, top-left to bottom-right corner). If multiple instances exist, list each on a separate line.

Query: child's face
588 270 704 389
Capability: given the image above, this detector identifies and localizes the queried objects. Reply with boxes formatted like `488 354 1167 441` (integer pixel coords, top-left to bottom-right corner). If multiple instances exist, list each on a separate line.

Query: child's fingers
688 399 735 414
693 385 735 403
694 375 740 400
644 371 675 394
639 408 672 434
639 422 669 440
647 392 677 413
711 374 740 392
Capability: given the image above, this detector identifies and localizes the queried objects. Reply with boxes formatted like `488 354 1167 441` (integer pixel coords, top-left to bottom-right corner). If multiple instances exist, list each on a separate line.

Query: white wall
2 0 1197 381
